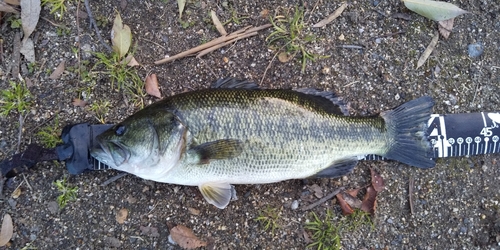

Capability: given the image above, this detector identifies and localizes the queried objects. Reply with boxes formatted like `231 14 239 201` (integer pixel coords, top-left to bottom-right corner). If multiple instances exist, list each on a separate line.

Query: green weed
255 205 282 235
93 52 145 107
89 100 111 124
0 81 32 117
37 116 62 148
266 6 327 72
54 178 78 208
7 16 22 29
305 209 374 250
41 0 70 20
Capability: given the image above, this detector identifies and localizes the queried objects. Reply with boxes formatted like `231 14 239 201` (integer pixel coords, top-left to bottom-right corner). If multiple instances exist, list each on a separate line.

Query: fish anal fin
211 77 260 89
199 182 234 209
190 139 243 164
314 159 358 178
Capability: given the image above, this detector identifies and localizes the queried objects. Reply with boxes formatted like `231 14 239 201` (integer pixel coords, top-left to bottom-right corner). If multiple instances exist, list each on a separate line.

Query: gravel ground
0 0 499 249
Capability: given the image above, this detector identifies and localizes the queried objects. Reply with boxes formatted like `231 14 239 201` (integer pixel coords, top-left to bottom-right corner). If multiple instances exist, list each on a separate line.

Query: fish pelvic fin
189 139 244 164
199 182 235 209
382 96 436 169
314 158 358 178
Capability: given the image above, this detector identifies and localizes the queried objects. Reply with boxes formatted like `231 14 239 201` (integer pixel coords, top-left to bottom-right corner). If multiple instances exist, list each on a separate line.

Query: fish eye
115 125 126 136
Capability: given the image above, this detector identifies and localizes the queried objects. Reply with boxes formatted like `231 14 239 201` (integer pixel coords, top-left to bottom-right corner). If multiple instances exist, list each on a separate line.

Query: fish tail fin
382 96 436 168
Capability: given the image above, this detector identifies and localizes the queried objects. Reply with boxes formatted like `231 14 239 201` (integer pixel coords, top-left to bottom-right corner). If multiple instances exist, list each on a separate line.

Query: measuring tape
364 112 500 161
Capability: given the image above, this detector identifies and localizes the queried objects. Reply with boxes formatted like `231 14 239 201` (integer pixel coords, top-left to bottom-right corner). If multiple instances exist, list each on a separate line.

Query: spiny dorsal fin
199 182 235 209
189 139 244 164
211 77 260 89
294 88 349 116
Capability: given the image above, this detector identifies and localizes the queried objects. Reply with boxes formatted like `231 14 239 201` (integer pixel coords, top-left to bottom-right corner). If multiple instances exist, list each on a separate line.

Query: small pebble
291 200 299 210
468 43 484 58
387 218 394 224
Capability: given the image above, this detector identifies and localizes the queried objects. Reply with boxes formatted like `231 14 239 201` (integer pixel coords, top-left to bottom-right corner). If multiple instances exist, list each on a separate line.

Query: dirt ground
0 0 499 249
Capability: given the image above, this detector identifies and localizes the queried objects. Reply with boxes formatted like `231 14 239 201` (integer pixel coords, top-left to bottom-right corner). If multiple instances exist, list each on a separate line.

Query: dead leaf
116 208 128 224
72 98 88 107
177 0 186 18
370 168 385 192
11 187 21 199
361 186 378 216
188 207 200 216
310 184 323 198
20 0 41 43
145 74 161 98
336 193 354 215
210 10 226 36
416 31 439 69
260 9 269 19
438 18 454 39
170 225 207 249
278 52 292 63
0 1 19 13
49 60 65 80
111 12 132 58
403 0 468 21
341 191 362 209
346 188 359 197
20 38 35 62
123 55 140 67
5 0 20 5
0 214 13 246
312 2 347 28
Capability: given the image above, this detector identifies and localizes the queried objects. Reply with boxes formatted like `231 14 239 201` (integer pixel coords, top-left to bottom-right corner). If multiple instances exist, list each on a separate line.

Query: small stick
101 172 128 186
197 32 258 58
301 187 343 211
336 45 364 49
409 176 414 215
15 114 24 154
84 0 112 52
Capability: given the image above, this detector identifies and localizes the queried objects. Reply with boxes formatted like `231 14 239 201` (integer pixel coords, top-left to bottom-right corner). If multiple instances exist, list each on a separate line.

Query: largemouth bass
91 78 435 209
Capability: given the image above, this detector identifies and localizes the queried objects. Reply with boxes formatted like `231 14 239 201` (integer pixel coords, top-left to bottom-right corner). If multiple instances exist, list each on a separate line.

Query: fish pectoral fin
314 158 358 178
199 182 235 209
190 139 243 164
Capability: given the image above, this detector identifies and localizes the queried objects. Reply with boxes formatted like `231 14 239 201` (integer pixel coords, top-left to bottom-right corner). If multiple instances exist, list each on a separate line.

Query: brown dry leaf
0 214 13 247
72 98 88 107
0 1 19 13
341 192 362 209
170 225 207 249
438 18 454 39
260 9 269 18
116 208 128 224
124 55 140 67
416 31 439 69
336 193 354 215
361 186 378 216
188 207 200 216
145 74 162 98
20 0 41 43
310 184 323 198
49 60 65 80
11 187 21 199
370 168 385 192
278 52 292 63
5 0 21 5
140 226 160 237
210 10 226 36
312 2 347 28
346 188 360 197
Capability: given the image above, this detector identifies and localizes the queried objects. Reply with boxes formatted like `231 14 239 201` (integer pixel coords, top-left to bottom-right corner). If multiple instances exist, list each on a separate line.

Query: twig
84 0 112 52
15 114 24 154
197 32 258 58
154 24 272 65
101 172 128 186
301 187 343 211
336 45 364 49
343 81 359 88
22 173 32 191
0 172 5 199
371 30 406 40
409 176 414 215
140 37 166 50
260 41 292 85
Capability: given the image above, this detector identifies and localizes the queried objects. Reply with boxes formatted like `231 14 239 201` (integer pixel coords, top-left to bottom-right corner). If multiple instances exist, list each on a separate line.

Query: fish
91 77 436 209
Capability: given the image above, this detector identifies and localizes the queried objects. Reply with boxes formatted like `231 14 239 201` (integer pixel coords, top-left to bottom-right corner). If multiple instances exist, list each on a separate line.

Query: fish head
91 109 186 179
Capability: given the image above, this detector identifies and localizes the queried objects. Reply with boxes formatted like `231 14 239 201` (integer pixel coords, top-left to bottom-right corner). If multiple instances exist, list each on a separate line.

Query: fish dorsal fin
199 182 235 209
211 77 260 89
189 139 244 164
314 158 358 178
294 88 349 116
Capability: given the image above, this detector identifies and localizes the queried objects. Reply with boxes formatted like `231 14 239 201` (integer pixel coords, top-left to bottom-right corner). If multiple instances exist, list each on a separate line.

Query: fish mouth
91 139 130 167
